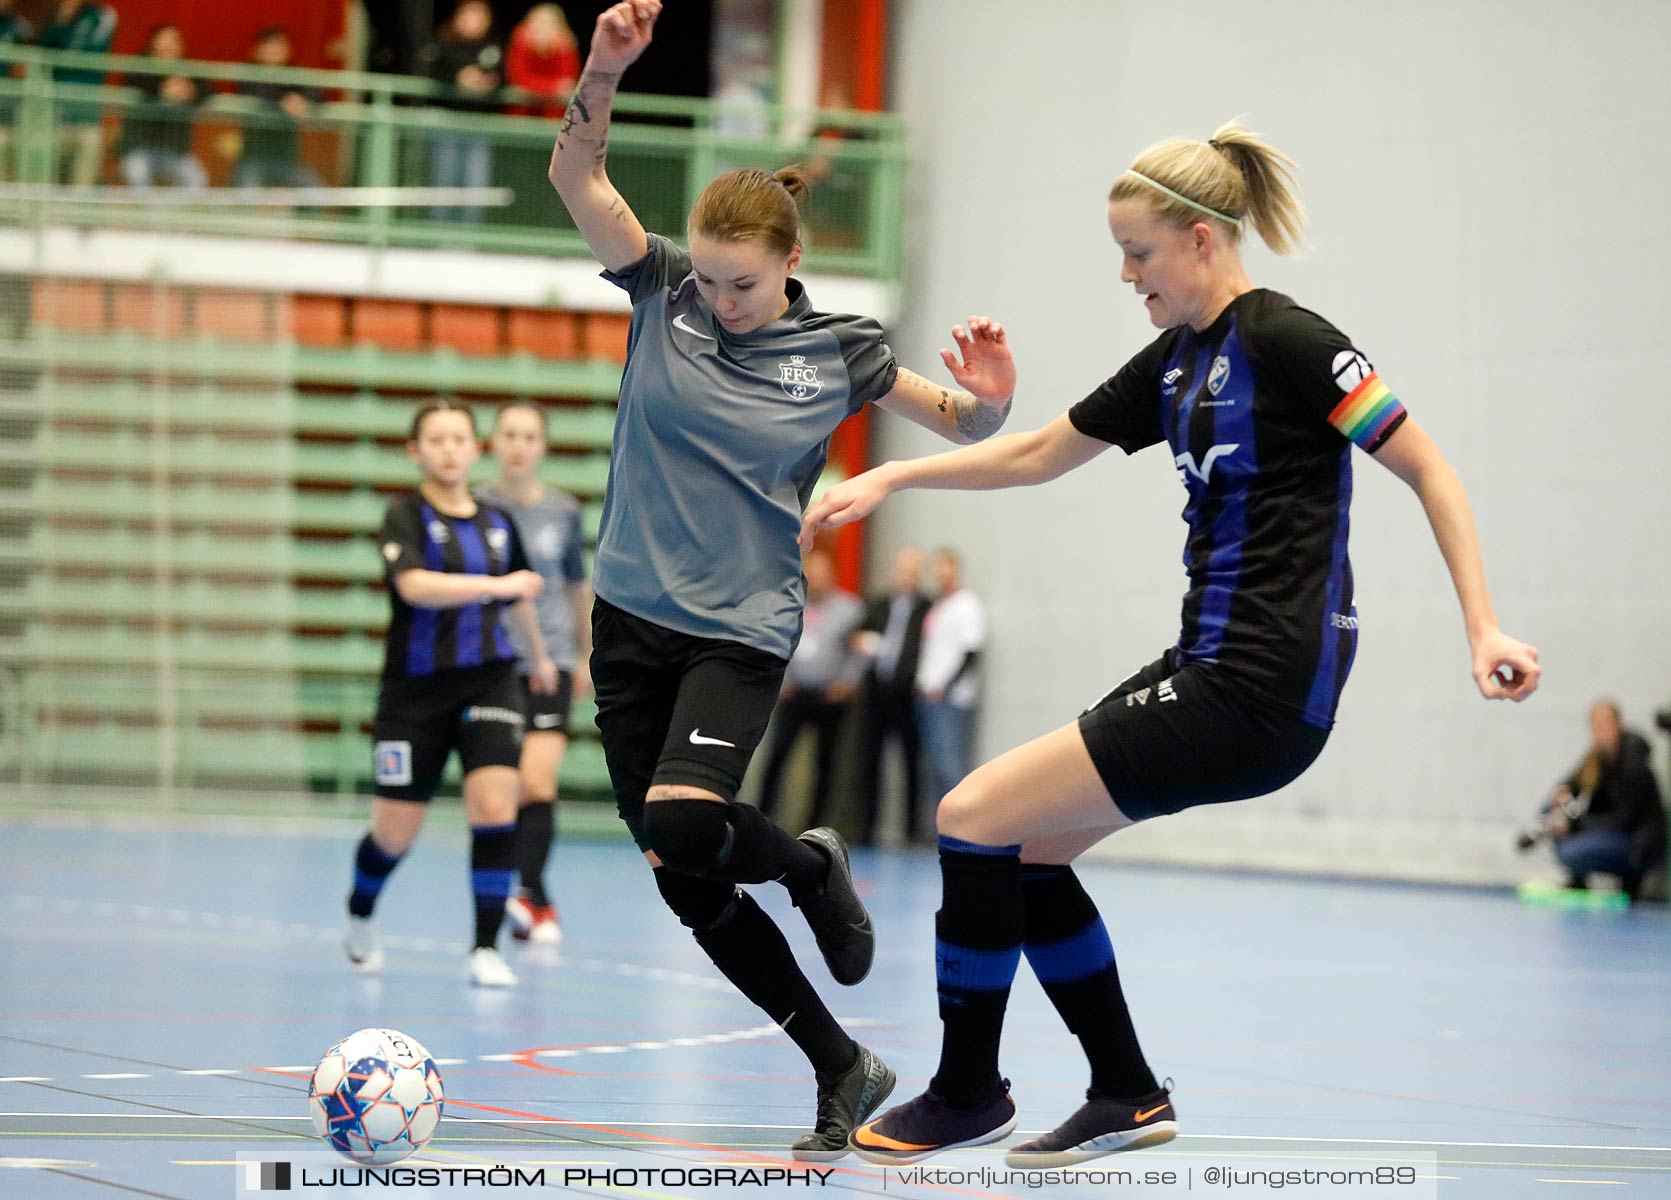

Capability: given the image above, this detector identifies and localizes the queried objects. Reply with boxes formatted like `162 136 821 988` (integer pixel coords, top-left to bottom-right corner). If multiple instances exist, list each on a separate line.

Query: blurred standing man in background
853 545 930 844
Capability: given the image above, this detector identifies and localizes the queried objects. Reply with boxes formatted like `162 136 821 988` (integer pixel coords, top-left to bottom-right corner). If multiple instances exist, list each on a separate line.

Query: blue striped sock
471 822 517 949
348 833 403 918
930 834 1023 1106
1021 864 1157 1098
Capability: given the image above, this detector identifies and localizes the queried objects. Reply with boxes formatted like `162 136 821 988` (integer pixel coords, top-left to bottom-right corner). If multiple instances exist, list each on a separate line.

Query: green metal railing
0 44 906 279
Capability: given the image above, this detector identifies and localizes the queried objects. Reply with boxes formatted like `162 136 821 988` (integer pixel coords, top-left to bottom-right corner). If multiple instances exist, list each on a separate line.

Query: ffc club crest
778 355 823 400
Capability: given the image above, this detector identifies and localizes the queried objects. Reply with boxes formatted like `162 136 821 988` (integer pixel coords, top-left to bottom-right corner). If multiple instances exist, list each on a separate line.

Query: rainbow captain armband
1327 372 1407 452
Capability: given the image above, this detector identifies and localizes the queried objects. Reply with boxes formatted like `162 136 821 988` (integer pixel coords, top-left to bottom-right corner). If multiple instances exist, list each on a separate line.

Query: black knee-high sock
347 832 404 918
642 798 828 895
1021 864 1158 1099
655 868 858 1078
515 800 556 907
930 835 1024 1106
470 822 517 950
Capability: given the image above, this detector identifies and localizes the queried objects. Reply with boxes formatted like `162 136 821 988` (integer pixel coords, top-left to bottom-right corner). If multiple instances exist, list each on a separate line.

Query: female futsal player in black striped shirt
343 399 557 988
802 121 1541 1165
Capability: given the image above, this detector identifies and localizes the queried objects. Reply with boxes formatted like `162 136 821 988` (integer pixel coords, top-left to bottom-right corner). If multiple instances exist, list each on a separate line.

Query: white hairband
1121 169 1239 226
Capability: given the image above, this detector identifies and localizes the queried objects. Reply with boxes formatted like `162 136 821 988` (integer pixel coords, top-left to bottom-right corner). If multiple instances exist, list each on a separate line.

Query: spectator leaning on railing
117 24 207 191
0 0 34 184
233 27 323 190
506 4 580 118
37 0 117 187
423 0 503 223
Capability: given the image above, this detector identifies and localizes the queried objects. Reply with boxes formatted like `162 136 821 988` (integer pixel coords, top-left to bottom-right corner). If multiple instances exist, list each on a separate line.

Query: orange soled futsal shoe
848 1082 1017 1165
1003 1081 1178 1167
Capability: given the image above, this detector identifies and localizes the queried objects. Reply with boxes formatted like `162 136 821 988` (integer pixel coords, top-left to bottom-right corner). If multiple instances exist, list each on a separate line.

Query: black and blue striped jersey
378 491 531 680
1070 289 1408 728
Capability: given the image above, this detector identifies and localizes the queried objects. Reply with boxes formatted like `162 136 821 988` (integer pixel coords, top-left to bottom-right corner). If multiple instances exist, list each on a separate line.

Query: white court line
0 1114 1667 1157
81 1074 146 1080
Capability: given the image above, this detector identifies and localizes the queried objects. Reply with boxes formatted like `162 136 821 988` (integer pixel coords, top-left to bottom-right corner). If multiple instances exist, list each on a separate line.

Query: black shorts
1077 649 1330 823
371 661 526 802
522 669 576 736
590 597 787 850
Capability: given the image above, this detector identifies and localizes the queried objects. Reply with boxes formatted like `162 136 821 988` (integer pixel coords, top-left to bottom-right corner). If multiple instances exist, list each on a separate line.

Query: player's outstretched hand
589 0 660 73
799 467 893 550
940 315 1015 405
1472 627 1540 701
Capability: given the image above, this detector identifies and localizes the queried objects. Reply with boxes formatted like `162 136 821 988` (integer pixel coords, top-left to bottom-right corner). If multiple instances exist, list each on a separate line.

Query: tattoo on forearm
953 393 1012 440
556 70 622 163
937 388 951 413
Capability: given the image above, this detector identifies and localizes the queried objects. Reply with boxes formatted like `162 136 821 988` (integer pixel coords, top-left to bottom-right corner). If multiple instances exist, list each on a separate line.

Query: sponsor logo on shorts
373 740 413 787
688 728 736 748
1329 611 1360 630
532 714 564 730
1157 676 1178 703
463 705 526 727
1126 687 1152 707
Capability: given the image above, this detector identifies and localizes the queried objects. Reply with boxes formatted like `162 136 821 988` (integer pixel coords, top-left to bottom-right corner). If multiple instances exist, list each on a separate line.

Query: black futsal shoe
793 827 875 985
791 1043 897 1161
1004 1082 1178 1167
849 1081 1017 1164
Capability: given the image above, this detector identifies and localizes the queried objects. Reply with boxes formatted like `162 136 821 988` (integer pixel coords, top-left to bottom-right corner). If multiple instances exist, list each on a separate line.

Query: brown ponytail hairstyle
1110 119 1307 256
688 165 812 257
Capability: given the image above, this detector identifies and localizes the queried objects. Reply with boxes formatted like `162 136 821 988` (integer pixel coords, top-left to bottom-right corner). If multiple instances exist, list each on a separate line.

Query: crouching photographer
1518 700 1668 902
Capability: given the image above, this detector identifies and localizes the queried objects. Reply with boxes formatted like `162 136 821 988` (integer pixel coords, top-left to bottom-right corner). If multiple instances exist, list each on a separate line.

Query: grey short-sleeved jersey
596 233 898 660
475 484 587 668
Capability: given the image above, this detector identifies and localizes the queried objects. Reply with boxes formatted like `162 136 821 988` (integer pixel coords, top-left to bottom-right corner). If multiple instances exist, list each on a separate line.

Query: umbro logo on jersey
1162 366 1183 397
1332 350 1373 392
779 354 823 399
1175 443 1240 483
689 729 736 747
1126 687 1152 707
673 312 715 341
1207 354 1231 396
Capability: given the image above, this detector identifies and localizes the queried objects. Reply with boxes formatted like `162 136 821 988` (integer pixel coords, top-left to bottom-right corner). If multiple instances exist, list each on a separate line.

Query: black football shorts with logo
1077 648 1330 823
371 661 526 801
521 669 576 736
589 597 787 851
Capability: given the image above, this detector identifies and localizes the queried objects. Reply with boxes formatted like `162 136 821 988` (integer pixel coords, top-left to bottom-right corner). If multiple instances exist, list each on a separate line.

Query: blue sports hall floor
1 793 1667 1199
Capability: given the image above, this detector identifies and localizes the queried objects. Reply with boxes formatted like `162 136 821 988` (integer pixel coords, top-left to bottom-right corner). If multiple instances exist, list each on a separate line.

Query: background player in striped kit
550 0 1020 1159
802 120 1542 1165
480 401 593 945
345 399 558 988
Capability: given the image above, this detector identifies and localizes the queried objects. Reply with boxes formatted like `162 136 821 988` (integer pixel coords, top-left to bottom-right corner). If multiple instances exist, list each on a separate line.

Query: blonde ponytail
1110 119 1306 256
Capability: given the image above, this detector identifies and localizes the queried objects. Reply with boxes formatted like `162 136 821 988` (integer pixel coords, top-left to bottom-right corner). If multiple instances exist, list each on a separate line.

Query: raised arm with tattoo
876 315 1016 445
547 0 660 270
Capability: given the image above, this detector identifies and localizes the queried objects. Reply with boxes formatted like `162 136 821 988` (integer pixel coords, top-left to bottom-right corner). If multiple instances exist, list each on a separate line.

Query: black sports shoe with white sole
1004 1082 1177 1167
